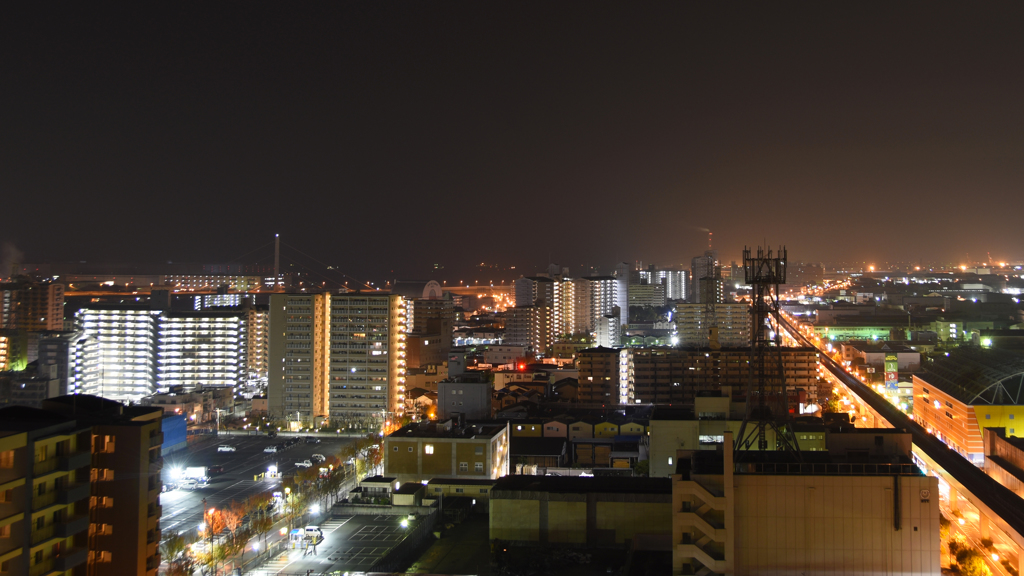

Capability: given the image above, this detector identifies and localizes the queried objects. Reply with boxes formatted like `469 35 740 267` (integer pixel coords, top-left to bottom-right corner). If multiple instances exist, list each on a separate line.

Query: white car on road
311 454 326 463
295 460 312 468
264 446 277 453
217 445 236 452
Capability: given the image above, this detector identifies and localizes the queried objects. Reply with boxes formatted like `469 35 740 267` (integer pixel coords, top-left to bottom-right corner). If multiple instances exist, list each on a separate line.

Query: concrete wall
490 491 671 546
732 474 940 575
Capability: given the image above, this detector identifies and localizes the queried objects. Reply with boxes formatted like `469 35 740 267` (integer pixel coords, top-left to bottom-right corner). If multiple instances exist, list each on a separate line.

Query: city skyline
3 4 1024 280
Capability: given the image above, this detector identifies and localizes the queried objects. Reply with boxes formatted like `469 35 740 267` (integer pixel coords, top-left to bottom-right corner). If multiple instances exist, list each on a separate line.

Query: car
311 454 326 463
305 436 321 444
295 460 312 468
267 431 278 439
208 465 225 475
264 446 278 453
217 445 236 452
183 479 199 490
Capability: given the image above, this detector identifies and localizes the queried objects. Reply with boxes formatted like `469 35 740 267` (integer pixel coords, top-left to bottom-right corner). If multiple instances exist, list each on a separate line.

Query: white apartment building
573 276 617 334
75 306 159 402
156 311 246 389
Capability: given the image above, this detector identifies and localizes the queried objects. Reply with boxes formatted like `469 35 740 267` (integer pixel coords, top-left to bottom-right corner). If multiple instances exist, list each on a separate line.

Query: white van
305 525 321 539
264 445 277 453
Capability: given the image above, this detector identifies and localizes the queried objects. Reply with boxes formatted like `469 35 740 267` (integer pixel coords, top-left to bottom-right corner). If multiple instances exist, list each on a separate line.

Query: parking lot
159 432 359 536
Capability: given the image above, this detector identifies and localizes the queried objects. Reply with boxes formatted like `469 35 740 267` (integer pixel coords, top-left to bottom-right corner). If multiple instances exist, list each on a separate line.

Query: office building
383 419 510 484
268 292 407 425
674 303 750 347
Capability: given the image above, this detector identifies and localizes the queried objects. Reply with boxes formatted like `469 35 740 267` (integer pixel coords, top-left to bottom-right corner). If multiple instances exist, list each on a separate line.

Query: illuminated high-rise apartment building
573 276 618 334
247 305 269 379
0 280 65 332
155 311 246 389
71 303 255 402
268 293 407 425
74 306 159 402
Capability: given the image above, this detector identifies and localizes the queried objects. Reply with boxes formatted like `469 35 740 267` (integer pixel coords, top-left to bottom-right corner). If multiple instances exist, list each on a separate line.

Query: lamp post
284 487 292 530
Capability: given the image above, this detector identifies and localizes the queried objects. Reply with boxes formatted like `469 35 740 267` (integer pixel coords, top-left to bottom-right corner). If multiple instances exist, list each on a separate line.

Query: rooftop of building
42 394 163 423
917 347 1024 405
684 449 920 477
427 477 496 486
0 406 77 431
395 482 424 494
841 341 919 353
389 419 506 439
492 475 672 495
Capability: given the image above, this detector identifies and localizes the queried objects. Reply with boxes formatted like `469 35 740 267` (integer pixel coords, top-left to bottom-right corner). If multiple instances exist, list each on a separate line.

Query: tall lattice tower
734 246 801 457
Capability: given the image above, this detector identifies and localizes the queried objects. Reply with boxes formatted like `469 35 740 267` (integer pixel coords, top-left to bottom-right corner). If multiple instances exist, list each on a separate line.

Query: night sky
4 4 1024 281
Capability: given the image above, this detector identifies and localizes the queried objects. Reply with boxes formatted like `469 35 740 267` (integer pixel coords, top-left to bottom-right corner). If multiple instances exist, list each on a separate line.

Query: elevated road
780 316 1024 572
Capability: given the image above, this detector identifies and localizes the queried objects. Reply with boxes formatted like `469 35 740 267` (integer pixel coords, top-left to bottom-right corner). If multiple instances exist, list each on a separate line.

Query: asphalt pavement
159 433 356 537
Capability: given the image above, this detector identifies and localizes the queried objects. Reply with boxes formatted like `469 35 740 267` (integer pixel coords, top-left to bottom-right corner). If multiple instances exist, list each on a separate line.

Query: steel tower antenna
734 245 801 458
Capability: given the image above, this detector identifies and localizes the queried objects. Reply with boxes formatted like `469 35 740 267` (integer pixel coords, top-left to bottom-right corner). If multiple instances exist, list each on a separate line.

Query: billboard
884 353 899 390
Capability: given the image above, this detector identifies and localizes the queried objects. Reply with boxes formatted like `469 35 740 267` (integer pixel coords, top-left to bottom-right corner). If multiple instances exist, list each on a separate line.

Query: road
159 433 357 538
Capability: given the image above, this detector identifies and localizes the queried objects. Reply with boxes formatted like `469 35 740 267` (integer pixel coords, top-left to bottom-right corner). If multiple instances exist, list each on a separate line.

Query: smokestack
708 231 713 250
274 234 280 287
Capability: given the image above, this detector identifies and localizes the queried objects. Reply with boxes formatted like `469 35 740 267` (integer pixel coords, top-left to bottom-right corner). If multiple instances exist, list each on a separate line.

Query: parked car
217 445 236 452
208 465 225 475
311 454 326 463
295 460 312 468
264 446 278 453
267 431 278 439
304 436 321 444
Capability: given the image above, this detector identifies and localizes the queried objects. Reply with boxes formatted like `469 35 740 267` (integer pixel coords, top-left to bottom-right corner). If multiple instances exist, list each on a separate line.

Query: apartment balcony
59 451 92 471
52 548 88 571
148 432 164 448
54 515 90 538
57 483 91 505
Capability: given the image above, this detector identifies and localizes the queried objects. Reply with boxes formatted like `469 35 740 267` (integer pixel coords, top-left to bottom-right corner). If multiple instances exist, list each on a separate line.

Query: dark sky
4 3 1024 281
